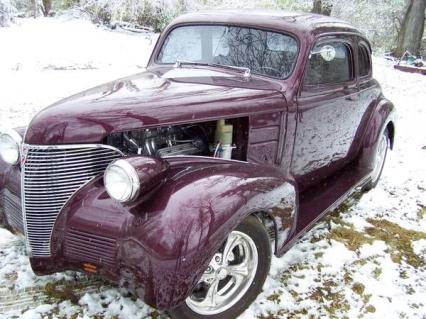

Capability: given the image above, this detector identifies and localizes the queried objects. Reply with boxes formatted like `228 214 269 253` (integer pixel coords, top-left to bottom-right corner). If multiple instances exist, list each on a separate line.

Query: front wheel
169 215 271 319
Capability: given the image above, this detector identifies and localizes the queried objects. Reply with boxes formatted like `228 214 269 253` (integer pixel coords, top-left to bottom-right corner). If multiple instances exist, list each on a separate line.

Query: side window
304 41 353 86
358 43 371 77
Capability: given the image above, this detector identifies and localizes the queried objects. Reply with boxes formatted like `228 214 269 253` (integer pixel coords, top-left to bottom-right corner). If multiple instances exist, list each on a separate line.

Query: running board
277 165 370 256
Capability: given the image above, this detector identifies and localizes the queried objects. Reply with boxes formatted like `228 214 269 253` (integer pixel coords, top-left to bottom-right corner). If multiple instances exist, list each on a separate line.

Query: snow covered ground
0 17 425 319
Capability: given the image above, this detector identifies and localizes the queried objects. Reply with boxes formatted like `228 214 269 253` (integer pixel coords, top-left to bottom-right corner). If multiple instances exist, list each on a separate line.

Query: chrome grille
22 144 122 257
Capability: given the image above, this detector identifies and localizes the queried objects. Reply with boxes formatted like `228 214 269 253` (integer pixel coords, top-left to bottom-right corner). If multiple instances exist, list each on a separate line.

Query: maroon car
0 10 395 319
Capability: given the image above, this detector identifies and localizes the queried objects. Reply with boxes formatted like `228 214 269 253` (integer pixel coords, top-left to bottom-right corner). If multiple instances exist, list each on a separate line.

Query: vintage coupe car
0 10 395 319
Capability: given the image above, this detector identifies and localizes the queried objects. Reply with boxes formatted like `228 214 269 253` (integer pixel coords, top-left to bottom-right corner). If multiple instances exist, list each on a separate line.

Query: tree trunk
32 0 37 18
311 0 332 16
312 0 322 14
41 0 52 16
395 0 425 57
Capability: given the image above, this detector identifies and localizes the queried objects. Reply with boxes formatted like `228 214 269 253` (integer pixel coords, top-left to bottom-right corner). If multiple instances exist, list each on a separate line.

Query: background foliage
0 0 423 53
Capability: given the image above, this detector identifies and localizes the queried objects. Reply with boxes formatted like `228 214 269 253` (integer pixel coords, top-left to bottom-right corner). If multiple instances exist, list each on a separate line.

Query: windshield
157 25 298 79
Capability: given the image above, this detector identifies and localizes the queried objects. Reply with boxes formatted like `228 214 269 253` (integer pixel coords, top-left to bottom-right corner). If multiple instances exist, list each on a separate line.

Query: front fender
123 158 297 309
46 157 296 309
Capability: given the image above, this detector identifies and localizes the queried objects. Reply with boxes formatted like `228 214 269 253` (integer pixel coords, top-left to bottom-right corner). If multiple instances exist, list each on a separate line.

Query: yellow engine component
215 119 233 145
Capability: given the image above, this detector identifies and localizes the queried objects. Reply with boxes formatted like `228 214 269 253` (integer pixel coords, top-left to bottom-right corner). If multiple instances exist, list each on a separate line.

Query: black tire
363 129 390 191
168 215 271 319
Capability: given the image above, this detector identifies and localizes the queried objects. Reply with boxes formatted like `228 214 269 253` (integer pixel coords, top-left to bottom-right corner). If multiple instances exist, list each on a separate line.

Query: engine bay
105 118 248 161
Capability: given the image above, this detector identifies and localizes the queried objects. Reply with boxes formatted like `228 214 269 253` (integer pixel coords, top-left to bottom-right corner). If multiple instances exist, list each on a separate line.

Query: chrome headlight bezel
104 159 140 203
0 129 22 165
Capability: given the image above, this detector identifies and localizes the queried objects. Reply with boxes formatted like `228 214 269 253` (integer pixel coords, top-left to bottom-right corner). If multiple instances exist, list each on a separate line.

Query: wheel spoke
228 262 249 278
200 271 215 284
222 233 240 265
199 279 220 308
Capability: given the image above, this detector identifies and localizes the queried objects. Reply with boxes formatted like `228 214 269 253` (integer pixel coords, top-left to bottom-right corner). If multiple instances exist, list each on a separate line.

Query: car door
291 36 361 190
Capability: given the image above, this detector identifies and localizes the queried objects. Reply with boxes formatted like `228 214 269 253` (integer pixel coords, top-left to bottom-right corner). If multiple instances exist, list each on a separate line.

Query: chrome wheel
185 230 258 315
371 133 388 182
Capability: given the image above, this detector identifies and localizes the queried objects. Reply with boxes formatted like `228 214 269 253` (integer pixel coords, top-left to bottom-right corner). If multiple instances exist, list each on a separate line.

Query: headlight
104 159 140 202
0 129 22 165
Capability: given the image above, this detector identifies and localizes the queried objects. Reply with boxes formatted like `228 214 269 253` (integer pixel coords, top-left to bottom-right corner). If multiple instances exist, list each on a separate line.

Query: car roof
170 9 362 37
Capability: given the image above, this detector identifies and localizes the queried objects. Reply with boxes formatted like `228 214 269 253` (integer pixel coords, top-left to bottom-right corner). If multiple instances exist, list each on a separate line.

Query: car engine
106 123 214 157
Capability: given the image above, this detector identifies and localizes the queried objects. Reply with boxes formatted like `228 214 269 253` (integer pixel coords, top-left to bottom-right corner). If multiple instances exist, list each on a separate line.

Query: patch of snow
358 240 387 258
319 240 357 273
0 228 15 244
20 304 54 319
0 17 157 128
413 239 426 256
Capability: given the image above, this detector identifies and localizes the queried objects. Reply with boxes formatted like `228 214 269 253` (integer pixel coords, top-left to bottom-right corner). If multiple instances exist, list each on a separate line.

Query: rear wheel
169 215 271 319
364 129 389 191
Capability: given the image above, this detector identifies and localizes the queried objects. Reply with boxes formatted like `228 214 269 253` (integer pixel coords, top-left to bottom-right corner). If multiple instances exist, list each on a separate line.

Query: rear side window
358 43 371 77
304 41 353 86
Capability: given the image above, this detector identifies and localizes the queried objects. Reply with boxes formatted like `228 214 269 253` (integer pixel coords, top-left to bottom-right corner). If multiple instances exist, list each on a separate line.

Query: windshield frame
153 23 300 80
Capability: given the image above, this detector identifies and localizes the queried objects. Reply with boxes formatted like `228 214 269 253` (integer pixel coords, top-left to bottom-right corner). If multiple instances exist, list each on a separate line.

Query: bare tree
311 0 332 16
395 0 425 56
41 0 52 16
32 0 37 18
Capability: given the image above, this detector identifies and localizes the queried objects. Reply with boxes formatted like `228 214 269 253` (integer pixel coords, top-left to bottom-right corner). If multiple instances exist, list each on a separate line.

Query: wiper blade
209 63 251 78
174 60 251 79
174 60 208 68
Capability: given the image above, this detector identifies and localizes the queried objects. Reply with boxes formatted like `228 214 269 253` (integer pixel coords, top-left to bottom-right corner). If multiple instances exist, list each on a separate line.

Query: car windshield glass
157 25 298 79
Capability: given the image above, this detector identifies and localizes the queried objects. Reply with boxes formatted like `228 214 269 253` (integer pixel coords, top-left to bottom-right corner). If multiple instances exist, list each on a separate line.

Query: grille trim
2 189 24 233
65 228 117 268
21 144 122 257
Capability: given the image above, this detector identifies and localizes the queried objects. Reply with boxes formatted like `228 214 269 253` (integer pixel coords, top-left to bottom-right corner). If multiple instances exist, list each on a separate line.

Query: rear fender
358 97 396 171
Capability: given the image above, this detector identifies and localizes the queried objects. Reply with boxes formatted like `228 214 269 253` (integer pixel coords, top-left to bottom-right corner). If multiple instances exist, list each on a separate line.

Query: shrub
0 0 17 26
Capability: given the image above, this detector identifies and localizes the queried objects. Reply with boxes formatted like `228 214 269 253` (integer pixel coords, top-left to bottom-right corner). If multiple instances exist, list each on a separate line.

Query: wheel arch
251 210 285 256
358 97 396 170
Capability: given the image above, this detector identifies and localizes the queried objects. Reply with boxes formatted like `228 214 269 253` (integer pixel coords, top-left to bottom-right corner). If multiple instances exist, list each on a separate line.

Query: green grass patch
352 282 365 295
315 252 324 259
366 305 376 313
148 311 161 319
266 292 281 304
308 279 350 315
343 270 353 284
329 226 373 251
373 267 382 279
417 207 426 219
365 218 426 268
43 282 80 304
